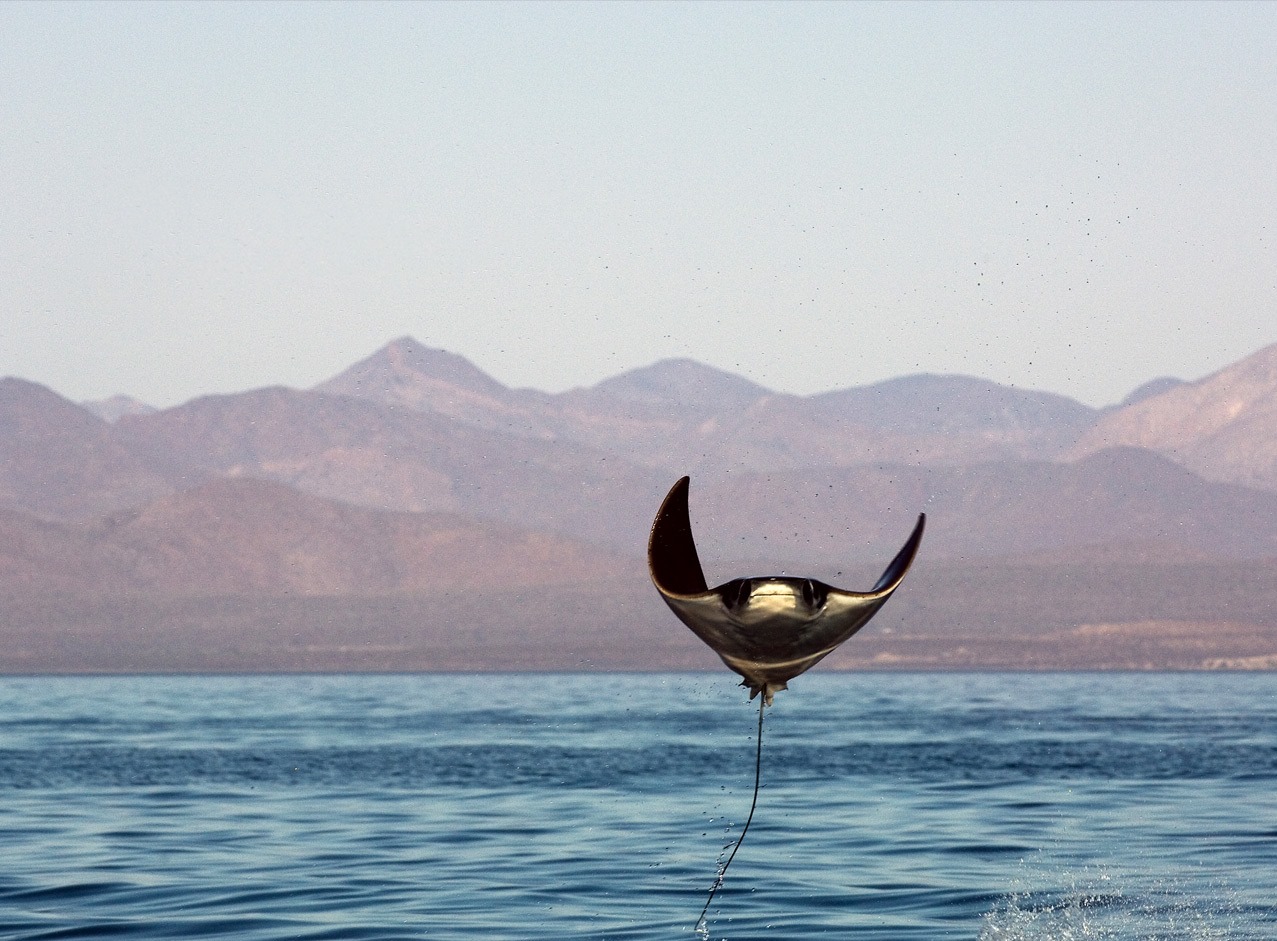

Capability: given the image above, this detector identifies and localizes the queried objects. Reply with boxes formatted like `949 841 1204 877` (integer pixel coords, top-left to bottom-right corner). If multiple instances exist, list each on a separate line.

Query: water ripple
0 673 1274 940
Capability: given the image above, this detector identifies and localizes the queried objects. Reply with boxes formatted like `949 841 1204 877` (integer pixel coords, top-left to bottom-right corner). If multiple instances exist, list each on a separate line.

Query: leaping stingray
647 476 925 931
649 476 925 705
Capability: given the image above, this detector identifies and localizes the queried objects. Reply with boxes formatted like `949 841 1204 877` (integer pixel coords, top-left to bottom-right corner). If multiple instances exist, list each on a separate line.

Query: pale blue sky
3 1 1274 408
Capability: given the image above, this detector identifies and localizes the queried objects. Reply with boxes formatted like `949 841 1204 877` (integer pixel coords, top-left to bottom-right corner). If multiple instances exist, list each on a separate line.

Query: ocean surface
0 672 1274 940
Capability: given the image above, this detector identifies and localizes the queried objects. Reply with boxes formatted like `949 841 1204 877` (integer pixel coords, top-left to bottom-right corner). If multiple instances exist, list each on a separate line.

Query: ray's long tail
696 695 765 933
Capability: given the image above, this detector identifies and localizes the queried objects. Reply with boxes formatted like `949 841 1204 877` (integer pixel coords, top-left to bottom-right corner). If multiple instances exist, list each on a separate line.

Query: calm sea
0 672 1273 940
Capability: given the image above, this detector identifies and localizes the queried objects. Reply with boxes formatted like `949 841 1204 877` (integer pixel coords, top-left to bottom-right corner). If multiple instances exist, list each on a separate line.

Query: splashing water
980 871 1245 941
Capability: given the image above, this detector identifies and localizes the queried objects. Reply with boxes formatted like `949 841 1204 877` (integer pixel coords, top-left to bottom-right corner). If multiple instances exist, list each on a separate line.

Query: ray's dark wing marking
869 512 926 593
648 475 709 596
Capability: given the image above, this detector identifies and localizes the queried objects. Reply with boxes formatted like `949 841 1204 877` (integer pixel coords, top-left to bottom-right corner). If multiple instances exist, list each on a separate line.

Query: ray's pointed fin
648 476 709 596
870 512 926 593
822 513 926 622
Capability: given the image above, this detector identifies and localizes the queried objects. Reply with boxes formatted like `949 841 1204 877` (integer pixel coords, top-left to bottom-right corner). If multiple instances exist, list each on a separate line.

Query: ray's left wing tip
648 475 709 596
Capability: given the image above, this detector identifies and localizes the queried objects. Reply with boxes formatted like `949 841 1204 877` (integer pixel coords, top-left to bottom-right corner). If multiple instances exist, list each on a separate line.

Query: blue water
0 673 1274 940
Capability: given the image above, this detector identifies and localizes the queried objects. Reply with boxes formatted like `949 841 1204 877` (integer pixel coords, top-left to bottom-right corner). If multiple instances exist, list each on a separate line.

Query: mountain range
2 337 1276 673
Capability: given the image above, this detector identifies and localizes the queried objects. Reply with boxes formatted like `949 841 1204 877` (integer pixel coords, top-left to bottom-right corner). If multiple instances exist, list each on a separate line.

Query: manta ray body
648 476 926 704
647 476 926 929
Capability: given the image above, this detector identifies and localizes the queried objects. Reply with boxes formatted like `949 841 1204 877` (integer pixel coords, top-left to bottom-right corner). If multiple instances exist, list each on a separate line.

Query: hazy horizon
26 332 1256 415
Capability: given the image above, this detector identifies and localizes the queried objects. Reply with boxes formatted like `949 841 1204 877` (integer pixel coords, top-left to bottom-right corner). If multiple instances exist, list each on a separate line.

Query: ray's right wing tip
868 511 927 594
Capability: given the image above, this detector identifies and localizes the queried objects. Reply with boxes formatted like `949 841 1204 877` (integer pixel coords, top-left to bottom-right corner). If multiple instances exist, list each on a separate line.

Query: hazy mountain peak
1180 341 1277 402
1070 341 1277 489
809 372 1096 440
1117 376 1185 409
312 336 517 422
588 358 772 412
80 394 157 423
325 336 508 397
1070 443 1195 479
1079 342 1277 442
2 376 105 429
0 377 172 521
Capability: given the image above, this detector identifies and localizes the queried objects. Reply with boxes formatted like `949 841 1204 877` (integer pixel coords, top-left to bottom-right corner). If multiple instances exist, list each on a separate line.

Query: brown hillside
0 378 171 521
685 448 1277 570
1072 342 1277 490
114 385 665 548
0 479 629 597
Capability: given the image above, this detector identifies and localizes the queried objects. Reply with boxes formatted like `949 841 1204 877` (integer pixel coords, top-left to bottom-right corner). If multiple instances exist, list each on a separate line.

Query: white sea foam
980 869 1244 941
